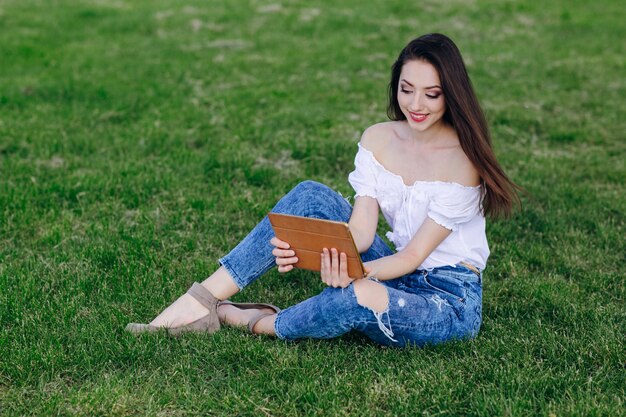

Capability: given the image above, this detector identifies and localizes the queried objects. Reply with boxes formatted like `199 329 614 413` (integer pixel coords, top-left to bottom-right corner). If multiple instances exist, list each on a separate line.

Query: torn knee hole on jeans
354 280 397 343
354 279 388 312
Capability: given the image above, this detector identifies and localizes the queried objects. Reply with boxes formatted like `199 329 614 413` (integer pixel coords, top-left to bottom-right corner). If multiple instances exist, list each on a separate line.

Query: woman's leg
274 269 482 347
272 280 394 341
150 181 356 328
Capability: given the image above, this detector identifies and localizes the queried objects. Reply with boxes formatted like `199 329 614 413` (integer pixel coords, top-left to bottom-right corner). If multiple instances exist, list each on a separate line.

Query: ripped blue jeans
219 181 482 347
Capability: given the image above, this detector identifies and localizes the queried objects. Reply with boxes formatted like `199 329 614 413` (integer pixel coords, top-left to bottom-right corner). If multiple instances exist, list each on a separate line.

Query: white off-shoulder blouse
348 143 489 270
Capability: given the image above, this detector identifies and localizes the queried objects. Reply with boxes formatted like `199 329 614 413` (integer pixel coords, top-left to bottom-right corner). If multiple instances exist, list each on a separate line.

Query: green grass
1 0 624 415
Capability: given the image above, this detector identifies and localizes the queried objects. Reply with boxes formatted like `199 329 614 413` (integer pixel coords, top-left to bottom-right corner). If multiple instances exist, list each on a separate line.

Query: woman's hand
270 237 298 273
320 248 354 288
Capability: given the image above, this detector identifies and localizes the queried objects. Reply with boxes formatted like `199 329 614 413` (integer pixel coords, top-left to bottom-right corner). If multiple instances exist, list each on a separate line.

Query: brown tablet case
268 213 366 279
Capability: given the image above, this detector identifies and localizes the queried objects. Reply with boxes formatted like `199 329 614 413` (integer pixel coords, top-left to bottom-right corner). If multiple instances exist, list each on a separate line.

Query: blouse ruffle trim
349 142 483 233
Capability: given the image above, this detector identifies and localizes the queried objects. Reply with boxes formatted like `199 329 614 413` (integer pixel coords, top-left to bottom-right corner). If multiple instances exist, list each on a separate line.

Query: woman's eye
426 94 441 99
401 89 412 94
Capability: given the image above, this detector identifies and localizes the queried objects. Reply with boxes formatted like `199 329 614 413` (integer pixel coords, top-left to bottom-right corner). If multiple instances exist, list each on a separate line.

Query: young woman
126 33 519 347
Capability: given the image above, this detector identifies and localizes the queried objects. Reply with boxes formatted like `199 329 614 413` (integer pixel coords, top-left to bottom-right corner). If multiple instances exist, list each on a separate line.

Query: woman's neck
402 120 456 147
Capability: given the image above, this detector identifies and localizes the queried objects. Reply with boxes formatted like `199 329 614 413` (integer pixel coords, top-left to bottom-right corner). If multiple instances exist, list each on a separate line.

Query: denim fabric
219 181 482 348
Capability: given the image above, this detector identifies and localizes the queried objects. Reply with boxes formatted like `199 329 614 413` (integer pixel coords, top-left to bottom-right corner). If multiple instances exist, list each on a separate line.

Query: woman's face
397 59 446 132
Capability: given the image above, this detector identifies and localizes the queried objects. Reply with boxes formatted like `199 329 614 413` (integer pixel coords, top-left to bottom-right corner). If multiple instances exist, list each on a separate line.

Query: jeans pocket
423 274 466 302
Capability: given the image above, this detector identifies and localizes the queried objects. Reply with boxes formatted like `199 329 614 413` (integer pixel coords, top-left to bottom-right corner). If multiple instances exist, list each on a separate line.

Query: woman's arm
320 216 451 288
347 126 386 253
348 196 379 253
363 218 452 281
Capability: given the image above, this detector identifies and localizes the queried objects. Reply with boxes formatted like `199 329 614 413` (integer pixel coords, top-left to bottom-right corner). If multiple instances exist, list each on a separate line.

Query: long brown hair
387 33 521 218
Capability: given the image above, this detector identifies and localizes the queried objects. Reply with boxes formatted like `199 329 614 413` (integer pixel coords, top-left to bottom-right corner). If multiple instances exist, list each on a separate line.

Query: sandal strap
187 282 218 310
219 300 281 313
248 312 274 334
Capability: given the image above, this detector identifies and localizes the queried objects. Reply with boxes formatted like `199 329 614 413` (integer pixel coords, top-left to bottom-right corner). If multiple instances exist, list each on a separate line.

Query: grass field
1 0 624 415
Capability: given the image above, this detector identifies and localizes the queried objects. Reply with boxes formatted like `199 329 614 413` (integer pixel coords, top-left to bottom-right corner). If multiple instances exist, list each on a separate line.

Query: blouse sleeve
347 144 378 199
427 186 482 231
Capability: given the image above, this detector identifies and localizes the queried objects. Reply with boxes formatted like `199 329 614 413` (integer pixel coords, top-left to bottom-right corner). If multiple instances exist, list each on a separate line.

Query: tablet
268 213 366 279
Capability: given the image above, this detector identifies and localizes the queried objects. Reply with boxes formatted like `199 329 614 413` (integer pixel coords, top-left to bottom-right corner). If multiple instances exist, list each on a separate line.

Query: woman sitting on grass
126 33 519 347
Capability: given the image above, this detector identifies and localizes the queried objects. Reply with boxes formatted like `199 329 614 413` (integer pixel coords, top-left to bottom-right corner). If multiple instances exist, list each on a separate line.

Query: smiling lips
409 112 429 123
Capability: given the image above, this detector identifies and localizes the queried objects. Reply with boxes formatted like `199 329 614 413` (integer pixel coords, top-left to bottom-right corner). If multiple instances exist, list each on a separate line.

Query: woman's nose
411 92 424 109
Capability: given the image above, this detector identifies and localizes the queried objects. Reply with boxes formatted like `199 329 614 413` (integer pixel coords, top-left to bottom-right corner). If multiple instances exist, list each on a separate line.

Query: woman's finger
321 249 330 285
278 264 293 273
270 237 290 249
275 256 298 266
322 248 331 273
331 248 339 278
272 247 295 258
339 252 349 279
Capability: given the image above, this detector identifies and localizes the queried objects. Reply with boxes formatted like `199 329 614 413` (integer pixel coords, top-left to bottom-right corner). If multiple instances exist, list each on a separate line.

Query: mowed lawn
0 0 624 415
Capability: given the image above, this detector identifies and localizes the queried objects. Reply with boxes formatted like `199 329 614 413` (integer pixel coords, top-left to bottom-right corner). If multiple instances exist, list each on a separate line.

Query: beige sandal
247 312 277 334
125 282 221 336
218 300 281 334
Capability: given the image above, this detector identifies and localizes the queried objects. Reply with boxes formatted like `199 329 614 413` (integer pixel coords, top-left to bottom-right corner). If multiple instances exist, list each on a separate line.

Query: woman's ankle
200 267 241 300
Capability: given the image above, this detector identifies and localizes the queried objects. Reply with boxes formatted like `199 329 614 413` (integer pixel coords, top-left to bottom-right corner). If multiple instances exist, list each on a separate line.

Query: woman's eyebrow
400 79 441 89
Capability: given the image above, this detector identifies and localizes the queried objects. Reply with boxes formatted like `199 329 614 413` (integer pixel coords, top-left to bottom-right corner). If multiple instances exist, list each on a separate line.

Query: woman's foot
218 303 277 328
126 282 220 335
127 268 241 335
150 292 213 328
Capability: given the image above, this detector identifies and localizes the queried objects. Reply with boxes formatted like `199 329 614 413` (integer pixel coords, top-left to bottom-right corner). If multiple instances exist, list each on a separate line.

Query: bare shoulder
359 121 402 153
445 145 481 187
